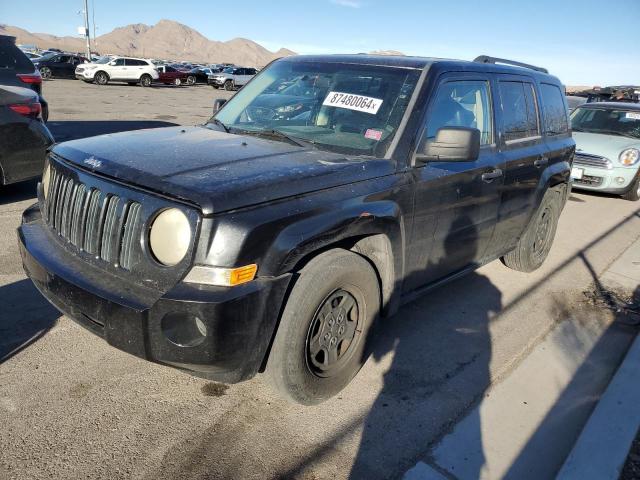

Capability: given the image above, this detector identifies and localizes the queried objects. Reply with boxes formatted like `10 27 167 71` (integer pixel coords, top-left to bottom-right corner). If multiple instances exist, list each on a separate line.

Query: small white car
75 56 159 87
208 67 257 90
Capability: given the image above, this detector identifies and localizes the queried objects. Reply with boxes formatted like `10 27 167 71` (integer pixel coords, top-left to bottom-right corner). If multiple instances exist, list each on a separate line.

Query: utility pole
83 0 91 58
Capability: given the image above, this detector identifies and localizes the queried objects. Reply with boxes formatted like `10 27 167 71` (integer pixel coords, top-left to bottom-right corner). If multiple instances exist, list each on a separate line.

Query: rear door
539 82 573 181
405 73 504 291
123 59 142 80
490 75 548 253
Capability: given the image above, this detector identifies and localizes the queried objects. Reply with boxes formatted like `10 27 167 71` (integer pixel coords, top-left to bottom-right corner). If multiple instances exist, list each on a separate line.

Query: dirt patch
201 382 229 397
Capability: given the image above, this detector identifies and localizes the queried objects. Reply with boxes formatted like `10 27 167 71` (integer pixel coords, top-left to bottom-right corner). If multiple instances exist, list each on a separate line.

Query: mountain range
0 20 297 66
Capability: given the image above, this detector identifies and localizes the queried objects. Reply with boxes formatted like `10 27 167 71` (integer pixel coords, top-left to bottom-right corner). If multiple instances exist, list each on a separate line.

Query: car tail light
9 102 42 119
16 72 43 85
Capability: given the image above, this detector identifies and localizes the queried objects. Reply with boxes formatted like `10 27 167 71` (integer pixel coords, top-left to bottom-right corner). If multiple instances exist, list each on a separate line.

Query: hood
573 131 640 163
52 126 393 215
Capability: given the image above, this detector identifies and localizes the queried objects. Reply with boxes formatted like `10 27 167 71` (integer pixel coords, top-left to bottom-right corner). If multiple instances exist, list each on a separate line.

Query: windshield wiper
233 128 316 149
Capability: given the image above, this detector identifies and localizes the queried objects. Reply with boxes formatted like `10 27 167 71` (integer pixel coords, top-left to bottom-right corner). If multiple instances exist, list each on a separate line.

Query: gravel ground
1 79 639 479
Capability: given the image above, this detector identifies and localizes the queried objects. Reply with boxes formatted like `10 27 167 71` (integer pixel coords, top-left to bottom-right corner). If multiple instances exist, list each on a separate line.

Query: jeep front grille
574 153 612 170
44 165 143 270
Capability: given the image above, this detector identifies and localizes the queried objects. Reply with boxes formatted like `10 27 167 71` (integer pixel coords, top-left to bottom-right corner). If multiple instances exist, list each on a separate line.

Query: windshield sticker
625 112 640 120
365 129 383 141
323 91 383 115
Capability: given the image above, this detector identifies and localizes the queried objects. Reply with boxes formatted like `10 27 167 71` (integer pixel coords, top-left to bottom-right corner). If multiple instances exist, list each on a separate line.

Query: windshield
571 107 640 139
93 56 113 64
212 60 421 157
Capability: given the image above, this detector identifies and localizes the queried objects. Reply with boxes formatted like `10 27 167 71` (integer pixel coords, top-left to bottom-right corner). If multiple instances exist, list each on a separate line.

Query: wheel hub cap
306 289 361 377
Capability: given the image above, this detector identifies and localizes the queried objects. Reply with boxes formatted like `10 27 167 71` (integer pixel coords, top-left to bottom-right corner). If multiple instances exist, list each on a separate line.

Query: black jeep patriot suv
19 54 574 404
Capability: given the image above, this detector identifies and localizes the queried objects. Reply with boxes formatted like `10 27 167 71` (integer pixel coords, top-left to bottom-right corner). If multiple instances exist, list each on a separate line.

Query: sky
2 0 639 85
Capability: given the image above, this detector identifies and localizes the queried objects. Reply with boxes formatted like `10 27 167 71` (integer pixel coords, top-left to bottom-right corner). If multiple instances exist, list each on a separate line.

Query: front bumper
75 70 95 81
572 165 639 194
18 205 292 383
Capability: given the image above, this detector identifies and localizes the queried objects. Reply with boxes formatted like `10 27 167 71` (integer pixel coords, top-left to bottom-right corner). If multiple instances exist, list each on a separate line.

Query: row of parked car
22 48 259 89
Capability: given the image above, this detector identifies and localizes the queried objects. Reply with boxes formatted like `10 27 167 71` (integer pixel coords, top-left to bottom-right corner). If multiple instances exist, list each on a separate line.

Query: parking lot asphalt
1 79 639 480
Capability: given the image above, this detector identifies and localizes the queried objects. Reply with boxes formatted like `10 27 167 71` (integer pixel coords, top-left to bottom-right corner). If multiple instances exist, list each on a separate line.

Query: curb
557 331 640 480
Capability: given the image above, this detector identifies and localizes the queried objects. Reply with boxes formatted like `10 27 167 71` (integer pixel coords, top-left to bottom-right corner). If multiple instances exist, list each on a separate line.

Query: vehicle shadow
0 279 60 363
348 216 496 479
47 120 180 142
0 180 38 206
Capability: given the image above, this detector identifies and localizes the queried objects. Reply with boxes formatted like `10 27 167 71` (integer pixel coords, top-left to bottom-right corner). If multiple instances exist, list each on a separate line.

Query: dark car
33 53 88 80
185 67 212 85
0 35 49 121
0 85 54 185
19 54 574 404
155 65 190 86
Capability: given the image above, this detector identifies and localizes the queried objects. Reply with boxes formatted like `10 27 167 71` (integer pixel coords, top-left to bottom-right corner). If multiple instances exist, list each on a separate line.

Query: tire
187 75 196 86
39 67 52 80
139 74 152 87
622 172 640 201
94 71 108 85
173 78 182 86
224 80 234 91
265 249 380 405
501 187 562 272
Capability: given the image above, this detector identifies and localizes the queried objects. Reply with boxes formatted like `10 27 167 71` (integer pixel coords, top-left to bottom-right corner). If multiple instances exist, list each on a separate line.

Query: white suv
209 67 258 90
75 57 159 87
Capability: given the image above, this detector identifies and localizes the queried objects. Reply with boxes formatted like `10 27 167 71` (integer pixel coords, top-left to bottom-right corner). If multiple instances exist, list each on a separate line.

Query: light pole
83 0 91 58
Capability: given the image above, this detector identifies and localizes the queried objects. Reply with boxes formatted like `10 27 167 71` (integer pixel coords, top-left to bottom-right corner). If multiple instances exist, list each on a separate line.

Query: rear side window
540 83 569 135
426 80 493 145
0 42 34 72
125 59 145 66
499 81 539 141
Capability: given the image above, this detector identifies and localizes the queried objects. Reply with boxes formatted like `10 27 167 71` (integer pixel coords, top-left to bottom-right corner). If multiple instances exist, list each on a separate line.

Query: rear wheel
139 74 152 87
39 67 52 80
265 249 380 405
173 78 182 86
622 173 640 201
502 187 562 272
94 71 108 85
186 75 196 86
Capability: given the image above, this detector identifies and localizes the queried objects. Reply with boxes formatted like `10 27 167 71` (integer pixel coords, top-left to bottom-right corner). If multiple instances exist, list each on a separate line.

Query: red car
155 65 190 86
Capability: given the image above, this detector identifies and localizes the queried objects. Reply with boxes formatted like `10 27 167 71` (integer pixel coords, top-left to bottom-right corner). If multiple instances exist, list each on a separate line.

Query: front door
405 74 504 291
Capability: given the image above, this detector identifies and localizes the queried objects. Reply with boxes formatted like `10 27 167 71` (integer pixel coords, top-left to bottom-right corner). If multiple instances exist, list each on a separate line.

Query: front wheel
94 71 108 85
139 74 152 87
39 67 52 80
622 172 640 201
186 75 196 86
501 187 562 272
265 249 380 405
224 80 234 91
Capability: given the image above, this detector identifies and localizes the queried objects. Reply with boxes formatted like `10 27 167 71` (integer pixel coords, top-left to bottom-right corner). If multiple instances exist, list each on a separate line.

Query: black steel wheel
265 248 380 405
502 187 562 272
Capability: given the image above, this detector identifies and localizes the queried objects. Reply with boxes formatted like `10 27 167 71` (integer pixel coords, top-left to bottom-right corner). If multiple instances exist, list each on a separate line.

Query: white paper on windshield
625 112 640 120
322 91 383 115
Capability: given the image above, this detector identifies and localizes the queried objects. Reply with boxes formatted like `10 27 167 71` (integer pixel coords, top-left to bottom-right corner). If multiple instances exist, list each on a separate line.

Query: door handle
481 169 503 183
534 156 549 168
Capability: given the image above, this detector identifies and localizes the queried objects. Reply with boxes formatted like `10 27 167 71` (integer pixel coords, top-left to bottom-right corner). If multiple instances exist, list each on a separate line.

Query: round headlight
149 208 191 266
619 148 640 166
42 163 51 199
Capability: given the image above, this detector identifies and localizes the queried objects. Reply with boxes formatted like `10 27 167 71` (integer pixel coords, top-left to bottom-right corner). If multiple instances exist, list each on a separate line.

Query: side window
540 83 569 135
113 58 125 66
499 81 539 141
426 80 493 145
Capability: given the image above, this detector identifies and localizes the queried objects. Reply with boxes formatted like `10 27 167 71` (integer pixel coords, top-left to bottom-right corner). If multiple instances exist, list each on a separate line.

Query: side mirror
212 98 227 114
416 127 481 164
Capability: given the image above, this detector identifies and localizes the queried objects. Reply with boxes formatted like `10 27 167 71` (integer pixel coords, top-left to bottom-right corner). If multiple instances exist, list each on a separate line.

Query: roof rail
473 55 548 74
